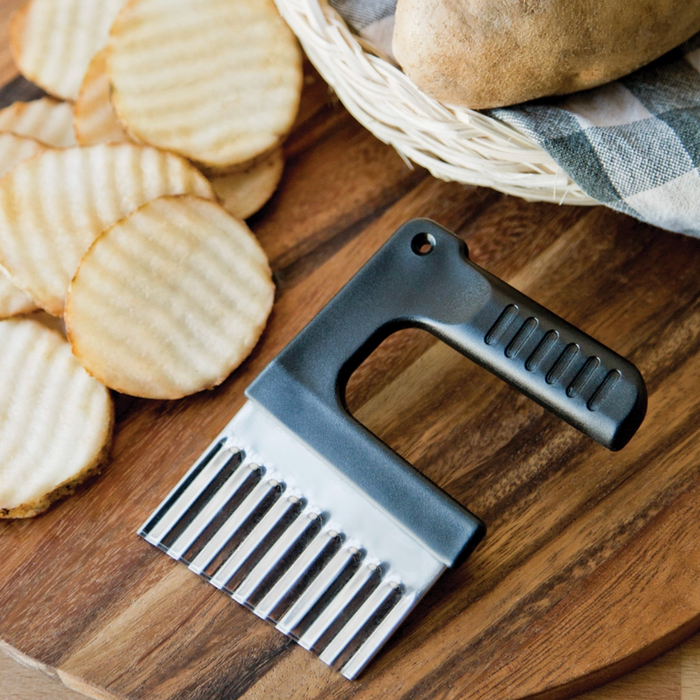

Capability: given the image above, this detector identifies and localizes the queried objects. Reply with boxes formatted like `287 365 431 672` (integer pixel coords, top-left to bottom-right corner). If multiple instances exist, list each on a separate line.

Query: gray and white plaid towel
329 0 700 236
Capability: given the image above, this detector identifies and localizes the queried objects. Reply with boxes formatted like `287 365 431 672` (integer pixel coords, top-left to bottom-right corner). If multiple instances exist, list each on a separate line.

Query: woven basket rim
275 0 597 206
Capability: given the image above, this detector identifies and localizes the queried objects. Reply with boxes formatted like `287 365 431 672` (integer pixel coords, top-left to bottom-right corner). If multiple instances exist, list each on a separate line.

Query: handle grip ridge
434 256 646 452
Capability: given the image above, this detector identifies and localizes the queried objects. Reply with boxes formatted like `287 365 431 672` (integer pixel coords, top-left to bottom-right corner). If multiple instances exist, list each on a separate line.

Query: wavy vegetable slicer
139 219 646 679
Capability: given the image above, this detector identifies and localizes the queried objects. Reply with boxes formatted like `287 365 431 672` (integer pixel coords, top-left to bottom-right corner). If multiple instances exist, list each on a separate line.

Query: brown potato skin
393 0 700 109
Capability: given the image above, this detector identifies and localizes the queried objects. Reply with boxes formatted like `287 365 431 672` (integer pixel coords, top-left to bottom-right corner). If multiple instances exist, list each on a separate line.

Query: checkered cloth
329 0 700 236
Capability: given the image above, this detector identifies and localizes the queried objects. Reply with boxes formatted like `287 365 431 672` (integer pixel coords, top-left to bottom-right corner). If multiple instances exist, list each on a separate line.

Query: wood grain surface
1 5 700 700
4 629 700 700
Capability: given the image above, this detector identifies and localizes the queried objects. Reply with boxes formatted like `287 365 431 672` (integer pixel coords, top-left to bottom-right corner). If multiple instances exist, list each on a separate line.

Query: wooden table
2 2 700 699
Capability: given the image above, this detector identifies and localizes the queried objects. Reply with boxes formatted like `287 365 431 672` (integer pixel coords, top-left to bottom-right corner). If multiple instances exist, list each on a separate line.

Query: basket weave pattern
275 0 597 206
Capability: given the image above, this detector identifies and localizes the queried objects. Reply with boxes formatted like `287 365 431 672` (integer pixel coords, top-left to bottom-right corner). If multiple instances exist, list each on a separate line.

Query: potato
393 0 700 109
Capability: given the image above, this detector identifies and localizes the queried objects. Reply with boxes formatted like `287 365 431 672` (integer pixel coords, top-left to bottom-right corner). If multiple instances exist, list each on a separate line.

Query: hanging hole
411 232 435 256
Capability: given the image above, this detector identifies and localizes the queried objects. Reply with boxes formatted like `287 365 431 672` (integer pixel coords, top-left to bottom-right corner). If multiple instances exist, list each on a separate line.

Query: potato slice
0 270 36 317
10 0 127 101
108 0 302 173
211 149 284 220
0 97 76 148
66 195 275 399
0 318 113 518
0 132 48 318
74 48 130 146
0 143 215 317
0 130 45 174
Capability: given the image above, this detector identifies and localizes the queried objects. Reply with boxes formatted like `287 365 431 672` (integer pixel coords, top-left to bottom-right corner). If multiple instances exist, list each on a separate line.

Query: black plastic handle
247 219 646 567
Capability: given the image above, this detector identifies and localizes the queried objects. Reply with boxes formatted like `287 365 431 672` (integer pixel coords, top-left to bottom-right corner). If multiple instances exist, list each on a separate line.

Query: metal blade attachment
139 400 447 679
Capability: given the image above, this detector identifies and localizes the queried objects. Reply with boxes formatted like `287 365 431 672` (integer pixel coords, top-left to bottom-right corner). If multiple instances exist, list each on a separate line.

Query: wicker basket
274 0 597 206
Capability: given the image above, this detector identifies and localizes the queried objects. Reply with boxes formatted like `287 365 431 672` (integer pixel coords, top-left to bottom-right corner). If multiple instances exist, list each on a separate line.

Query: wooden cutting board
2 16 700 700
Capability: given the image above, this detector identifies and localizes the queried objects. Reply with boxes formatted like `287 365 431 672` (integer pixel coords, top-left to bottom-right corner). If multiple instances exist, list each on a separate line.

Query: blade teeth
297 562 378 651
168 461 262 559
230 509 321 603
275 545 359 636
188 477 281 575
140 437 419 679
319 581 400 666
339 590 415 680
204 494 300 585
140 438 241 543
252 529 340 620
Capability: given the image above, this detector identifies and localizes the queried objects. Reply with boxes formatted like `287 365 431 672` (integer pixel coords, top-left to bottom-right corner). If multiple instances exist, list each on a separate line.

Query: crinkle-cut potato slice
0 131 46 174
74 48 130 146
0 269 36 317
0 142 215 317
0 132 49 318
109 0 302 173
211 149 284 220
65 195 275 400
0 97 76 148
10 0 127 101
0 318 113 518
